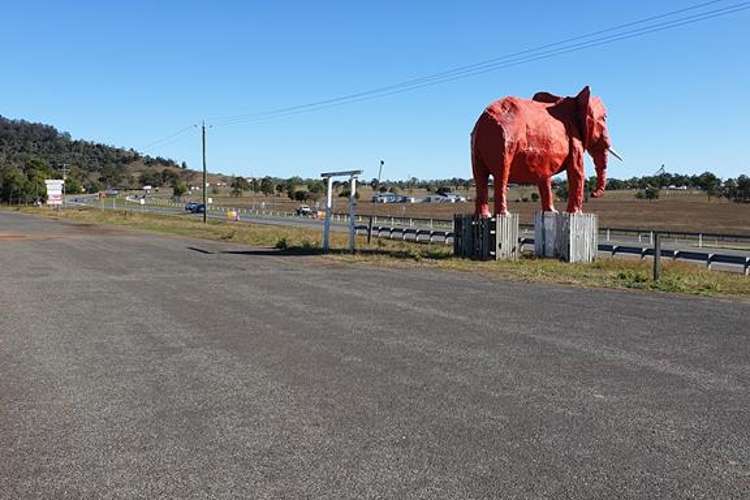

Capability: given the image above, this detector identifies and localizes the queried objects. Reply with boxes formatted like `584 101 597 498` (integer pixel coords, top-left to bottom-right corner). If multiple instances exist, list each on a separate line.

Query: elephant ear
532 91 562 103
576 86 594 149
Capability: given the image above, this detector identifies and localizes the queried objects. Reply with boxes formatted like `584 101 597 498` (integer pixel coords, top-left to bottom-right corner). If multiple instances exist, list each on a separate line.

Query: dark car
186 202 205 214
296 205 312 216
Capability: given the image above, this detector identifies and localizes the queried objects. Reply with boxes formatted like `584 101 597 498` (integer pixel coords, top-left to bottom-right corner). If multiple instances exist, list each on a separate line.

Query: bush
530 192 539 202
274 237 288 250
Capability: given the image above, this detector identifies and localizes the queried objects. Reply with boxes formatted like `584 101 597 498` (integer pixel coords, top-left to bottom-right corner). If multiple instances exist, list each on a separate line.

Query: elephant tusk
608 148 624 162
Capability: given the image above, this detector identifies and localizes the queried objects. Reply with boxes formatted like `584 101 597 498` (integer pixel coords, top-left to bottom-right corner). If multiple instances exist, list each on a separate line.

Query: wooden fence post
653 232 661 281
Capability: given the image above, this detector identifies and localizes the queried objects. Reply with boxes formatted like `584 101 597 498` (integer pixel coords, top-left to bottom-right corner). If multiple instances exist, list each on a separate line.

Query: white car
442 193 468 203
422 194 451 203
372 192 400 203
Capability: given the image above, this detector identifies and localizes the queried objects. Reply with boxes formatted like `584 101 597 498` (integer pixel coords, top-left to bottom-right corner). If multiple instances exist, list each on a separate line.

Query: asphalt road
1 211 748 498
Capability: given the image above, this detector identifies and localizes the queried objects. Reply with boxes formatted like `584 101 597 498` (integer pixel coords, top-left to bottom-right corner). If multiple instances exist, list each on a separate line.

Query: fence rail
71 198 750 274
362 223 749 274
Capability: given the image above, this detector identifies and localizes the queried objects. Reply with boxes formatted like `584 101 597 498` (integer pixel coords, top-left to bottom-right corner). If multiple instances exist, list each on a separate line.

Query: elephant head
533 87 621 198
576 86 616 198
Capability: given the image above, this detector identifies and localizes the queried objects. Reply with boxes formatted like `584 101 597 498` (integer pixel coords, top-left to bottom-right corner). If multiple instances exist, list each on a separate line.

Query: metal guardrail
361 224 750 274
134 199 750 249
78 199 750 274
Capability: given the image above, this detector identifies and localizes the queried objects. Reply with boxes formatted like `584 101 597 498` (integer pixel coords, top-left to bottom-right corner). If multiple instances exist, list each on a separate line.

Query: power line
211 0 747 128
142 128 198 155
210 0 725 124
141 125 195 151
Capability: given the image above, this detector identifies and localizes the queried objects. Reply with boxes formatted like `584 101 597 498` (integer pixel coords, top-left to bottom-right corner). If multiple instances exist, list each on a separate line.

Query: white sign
45 179 64 206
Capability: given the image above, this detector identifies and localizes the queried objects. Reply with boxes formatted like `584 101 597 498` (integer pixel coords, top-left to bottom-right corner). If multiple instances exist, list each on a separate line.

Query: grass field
12 206 750 298
176 187 750 235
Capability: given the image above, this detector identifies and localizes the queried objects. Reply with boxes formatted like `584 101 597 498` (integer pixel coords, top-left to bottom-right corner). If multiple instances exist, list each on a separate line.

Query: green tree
1 168 28 203
65 176 82 195
138 170 163 187
231 176 250 197
172 179 188 198
696 171 721 200
308 180 325 195
646 187 657 199
260 177 275 196
553 181 568 201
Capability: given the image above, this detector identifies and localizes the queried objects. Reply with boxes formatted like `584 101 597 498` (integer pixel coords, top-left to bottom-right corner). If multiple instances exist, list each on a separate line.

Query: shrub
275 237 288 250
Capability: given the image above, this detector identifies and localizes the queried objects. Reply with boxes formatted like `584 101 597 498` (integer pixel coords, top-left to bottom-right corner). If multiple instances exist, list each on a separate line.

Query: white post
323 176 334 253
348 176 357 252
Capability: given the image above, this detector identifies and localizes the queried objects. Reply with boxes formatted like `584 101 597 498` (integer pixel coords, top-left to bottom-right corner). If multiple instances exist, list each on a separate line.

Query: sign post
320 170 362 254
44 179 64 208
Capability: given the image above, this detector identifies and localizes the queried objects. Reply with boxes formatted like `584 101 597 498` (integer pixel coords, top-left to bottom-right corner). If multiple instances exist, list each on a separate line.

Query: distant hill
0 115 191 192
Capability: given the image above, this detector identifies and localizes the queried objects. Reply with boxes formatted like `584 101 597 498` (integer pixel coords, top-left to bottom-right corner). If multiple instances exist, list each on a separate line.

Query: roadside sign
45 179 64 206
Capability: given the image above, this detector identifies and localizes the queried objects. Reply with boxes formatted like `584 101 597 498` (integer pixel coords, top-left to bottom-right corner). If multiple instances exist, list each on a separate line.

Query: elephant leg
566 144 585 213
493 158 511 216
537 178 556 212
472 151 491 217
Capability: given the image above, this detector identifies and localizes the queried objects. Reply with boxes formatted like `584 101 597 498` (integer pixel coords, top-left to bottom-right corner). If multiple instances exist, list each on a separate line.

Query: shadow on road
186 245 453 260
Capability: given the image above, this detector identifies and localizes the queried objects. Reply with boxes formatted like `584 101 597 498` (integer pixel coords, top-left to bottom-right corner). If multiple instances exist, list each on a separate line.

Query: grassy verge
10 206 750 298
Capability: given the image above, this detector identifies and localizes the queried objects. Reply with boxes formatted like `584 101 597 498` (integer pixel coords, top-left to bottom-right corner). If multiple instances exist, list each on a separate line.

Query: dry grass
13 206 750 299
179 188 750 235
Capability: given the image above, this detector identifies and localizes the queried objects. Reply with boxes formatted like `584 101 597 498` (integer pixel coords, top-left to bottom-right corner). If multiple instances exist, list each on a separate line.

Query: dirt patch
0 232 64 242
0 233 29 241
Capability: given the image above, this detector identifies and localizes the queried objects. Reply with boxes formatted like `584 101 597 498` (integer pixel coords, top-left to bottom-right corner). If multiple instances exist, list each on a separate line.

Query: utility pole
202 121 207 224
61 163 69 208
377 159 384 189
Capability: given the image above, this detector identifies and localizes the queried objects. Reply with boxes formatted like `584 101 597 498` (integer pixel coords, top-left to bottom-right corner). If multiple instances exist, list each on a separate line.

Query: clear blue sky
3 1 748 181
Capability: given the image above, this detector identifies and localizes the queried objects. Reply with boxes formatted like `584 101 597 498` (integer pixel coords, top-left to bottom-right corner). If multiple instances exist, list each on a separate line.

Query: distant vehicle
372 192 401 203
186 202 205 214
296 205 312 216
398 195 417 203
422 194 451 203
442 193 468 203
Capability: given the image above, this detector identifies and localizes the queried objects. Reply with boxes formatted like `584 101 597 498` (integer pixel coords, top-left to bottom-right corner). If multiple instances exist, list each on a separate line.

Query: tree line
0 115 184 202
1 115 747 204
230 172 749 204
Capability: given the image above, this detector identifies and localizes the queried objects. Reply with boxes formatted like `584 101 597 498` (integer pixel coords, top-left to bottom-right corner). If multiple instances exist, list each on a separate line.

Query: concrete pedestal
534 212 598 263
453 213 519 261
494 213 520 261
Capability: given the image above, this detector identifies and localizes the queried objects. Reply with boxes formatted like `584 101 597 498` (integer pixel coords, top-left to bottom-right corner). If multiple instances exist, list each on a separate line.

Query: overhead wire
211 0 748 128
141 125 195 152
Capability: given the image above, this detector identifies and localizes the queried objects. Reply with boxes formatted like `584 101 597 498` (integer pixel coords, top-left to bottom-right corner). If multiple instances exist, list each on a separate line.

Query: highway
1 210 748 497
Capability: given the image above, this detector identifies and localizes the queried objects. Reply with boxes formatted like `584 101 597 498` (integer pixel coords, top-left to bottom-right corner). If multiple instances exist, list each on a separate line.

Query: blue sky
2 1 748 181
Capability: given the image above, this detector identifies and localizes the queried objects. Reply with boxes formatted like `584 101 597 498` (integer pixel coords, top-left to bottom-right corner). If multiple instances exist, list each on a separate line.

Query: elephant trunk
591 152 608 198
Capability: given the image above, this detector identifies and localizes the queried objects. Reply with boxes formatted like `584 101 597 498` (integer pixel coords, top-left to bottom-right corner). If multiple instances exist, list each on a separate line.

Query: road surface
1 211 748 498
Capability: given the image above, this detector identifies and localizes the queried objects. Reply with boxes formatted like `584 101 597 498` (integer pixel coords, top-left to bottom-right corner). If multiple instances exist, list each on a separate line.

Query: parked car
296 205 313 216
422 194 451 203
184 201 198 212
442 193 468 203
372 192 401 203
398 195 418 203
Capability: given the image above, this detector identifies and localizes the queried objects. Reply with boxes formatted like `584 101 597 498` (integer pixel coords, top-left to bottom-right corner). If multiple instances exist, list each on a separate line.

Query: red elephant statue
471 86 621 216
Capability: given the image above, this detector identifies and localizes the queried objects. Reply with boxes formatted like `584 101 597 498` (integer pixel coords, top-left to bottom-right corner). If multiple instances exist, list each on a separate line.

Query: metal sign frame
320 170 363 253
